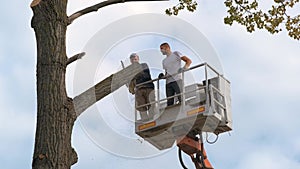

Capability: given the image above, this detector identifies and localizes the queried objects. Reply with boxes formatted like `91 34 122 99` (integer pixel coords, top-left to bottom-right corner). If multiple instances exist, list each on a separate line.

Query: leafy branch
165 0 198 15
224 0 300 40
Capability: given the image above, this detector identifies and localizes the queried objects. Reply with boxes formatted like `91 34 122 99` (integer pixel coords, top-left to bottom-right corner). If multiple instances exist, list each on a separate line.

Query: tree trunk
30 0 163 168
31 0 78 168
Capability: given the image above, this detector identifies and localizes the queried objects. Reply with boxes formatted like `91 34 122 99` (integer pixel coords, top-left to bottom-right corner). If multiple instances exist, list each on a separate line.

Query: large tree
30 0 300 169
30 0 161 168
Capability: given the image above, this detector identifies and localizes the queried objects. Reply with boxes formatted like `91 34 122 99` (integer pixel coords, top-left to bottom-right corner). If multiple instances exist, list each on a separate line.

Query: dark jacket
129 63 154 94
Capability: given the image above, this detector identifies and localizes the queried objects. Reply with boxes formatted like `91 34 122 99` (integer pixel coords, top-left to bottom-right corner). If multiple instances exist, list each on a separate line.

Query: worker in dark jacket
129 53 155 121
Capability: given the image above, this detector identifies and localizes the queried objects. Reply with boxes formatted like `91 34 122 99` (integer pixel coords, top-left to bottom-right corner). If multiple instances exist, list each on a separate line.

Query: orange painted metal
177 136 213 169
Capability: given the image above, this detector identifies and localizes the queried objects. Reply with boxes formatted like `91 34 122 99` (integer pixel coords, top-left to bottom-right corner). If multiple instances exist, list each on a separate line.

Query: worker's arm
181 56 192 69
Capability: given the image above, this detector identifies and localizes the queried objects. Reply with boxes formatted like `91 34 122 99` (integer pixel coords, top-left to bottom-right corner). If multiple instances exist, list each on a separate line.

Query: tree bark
73 63 143 116
30 0 164 168
30 1 143 167
31 1 77 168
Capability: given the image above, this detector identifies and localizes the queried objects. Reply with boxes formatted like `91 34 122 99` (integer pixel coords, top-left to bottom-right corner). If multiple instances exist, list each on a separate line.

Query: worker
159 42 192 106
128 53 155 121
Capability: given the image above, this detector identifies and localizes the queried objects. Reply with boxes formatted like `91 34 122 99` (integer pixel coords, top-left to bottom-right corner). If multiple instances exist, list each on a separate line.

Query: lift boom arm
177 133 213 169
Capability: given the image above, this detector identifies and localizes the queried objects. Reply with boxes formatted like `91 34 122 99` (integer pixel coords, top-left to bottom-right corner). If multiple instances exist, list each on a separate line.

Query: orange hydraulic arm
177 133 213 169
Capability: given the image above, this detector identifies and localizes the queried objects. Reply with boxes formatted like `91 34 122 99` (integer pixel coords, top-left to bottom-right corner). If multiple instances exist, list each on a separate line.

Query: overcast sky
1 0 300 169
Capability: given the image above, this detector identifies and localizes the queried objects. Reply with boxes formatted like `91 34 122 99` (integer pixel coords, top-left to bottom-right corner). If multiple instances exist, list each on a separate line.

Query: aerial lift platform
134 63 232 169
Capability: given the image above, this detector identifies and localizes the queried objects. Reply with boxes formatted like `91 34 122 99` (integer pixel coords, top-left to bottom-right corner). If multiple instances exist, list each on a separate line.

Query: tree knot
38 153 48 160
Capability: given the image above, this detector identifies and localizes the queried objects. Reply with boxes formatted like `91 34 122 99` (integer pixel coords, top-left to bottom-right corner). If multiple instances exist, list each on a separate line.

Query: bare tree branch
67 52 86 65
73 63 143 116
67 0 169 25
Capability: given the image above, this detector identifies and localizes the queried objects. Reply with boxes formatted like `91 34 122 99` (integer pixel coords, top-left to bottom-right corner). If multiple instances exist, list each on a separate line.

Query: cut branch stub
67 52 86 65
30 0 41 7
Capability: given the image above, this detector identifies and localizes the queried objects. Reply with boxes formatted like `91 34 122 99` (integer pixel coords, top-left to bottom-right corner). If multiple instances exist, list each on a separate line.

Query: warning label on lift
187 106 205 116
138 121 156 130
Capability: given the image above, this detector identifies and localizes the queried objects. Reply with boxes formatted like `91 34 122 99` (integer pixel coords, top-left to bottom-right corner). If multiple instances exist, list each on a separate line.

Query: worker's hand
178 67 185 73
158 73 165 79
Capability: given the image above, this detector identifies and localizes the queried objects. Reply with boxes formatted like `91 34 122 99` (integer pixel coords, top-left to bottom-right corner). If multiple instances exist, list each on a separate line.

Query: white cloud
0 109 35 141
0 106 35 169
72 121 113 168
291 137 300 161
237 147 300 169
11 63 35 92
66 1 173 55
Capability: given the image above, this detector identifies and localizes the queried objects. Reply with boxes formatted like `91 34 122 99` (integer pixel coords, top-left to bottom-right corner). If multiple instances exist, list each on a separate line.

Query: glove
128 80 136 94
178 67 185 73
158 73 165 79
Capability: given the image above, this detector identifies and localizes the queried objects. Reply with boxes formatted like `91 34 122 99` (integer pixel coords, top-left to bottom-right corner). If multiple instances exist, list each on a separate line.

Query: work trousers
135 88 155 120
166 80 182 106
